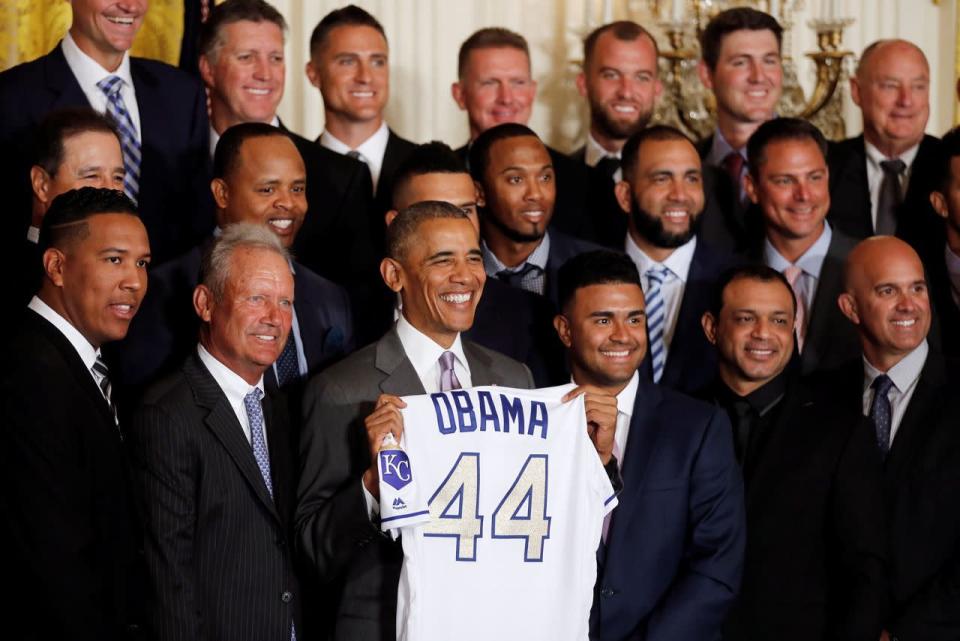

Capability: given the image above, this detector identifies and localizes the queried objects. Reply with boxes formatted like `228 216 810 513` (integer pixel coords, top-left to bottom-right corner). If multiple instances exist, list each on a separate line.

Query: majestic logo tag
380 450 412 490
392 497 407 510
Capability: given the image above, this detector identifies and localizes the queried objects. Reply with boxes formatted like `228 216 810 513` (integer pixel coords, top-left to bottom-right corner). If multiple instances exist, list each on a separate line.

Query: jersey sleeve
378 443 430 533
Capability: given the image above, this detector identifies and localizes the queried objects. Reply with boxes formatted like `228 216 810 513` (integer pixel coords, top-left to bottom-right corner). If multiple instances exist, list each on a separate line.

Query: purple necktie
439 351 462 391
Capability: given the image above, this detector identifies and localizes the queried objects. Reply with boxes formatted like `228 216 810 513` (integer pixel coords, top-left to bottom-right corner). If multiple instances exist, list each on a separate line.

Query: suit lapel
801 234 847 371
837 136 872 233
43 45 90 109
292 267 324 369
130 59 161 160
463 341 498 386
662 242 711 386
885 352 945 481
183 354 281 522
606 381 665 545
375 329 428 396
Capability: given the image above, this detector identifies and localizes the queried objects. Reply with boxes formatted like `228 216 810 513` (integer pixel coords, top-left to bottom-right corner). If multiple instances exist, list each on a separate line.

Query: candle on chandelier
769 0 780 18
602 0 613 23
672 0 684 22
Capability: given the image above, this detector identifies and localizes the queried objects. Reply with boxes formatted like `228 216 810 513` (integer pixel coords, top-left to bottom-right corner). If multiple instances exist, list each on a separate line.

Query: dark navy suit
0 43 213 265
591 376 745 641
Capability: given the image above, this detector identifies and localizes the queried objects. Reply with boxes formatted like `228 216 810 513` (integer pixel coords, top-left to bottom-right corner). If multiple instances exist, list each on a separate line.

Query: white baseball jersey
387 385 617 641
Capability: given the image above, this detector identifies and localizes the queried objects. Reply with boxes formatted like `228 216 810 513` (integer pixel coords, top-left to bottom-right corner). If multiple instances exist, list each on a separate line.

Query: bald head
851 39 930 157
839 237 930 371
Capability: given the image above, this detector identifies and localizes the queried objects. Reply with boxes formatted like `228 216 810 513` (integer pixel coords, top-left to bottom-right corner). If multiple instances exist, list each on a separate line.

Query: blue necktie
274 335 300 386
869 374 895 458
97 75 141 202
243 388 273 498
645 266 671 383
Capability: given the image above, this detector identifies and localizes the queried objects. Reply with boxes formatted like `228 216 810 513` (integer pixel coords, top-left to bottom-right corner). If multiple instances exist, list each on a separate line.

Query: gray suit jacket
295 327 533 641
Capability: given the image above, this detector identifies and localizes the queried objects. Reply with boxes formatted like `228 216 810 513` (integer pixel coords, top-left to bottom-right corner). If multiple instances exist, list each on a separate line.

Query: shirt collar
706 128 747 167
320 121 389 160
624 233 697 283
210 115 281 159
717 367 790 417
61 31 134 91
584 132 620 168
864 139 920 171
28 295 99 370
763 221 833 279
482 231 551 275
197 343 264 402
863 339 928 394
615 371 640 419
395 313 467 381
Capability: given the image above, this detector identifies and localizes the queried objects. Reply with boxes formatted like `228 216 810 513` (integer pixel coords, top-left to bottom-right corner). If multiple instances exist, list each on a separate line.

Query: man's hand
362 394 407 498
880 631 890 641
563 385 618 465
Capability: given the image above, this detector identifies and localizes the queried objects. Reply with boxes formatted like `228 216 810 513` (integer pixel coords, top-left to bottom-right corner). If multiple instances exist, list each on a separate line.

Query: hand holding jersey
363 393 408 498
564 385 618 465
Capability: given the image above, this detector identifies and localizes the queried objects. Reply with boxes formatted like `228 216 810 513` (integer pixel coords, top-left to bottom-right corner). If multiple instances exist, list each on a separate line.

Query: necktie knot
880 158 906 176
645 266 671 287
783 264 803 286
244 387 264 408
497 262 543 288
346 150 365 162
439 351 462 392
872 373 895 397
722 151 745 180
97 75 124 97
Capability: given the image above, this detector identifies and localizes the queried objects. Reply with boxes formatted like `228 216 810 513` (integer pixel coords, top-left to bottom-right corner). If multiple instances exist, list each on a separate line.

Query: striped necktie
91 355 119 429
645 266 671 383
97 75 141 202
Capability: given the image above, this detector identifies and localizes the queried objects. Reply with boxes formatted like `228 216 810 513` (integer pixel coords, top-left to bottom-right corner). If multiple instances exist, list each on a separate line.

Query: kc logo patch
380 450 413 490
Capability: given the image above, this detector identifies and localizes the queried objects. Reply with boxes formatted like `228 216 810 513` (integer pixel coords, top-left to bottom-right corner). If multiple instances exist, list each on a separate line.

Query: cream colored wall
271 0 956 151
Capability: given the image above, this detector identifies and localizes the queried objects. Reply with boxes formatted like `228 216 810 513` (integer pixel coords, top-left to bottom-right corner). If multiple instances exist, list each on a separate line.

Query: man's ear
614 180 632 215
193 284 214 323
305 59 321 89
451 81 466 110
849 75 862 108
930 190 949 219
575 72 587 98
701 311 718 345
42 247 66 287
474 180 487 208
385 209 399 227
198 54 215 91
380 257 403 294
211 178 229 209
553 313 572 348
30 165 52 204
744 172 759 205
697 60 714 91
837 292 860 325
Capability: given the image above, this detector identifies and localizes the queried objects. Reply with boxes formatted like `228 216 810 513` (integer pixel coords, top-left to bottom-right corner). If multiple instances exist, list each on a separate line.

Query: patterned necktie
97 75 141 202
876 158 906 235
496 262 543 289
91 356 120 429
439 351 462 392
869 374 895 458
783 265 808 352
645 266 671 383
243 388 273 498
274 334 300 387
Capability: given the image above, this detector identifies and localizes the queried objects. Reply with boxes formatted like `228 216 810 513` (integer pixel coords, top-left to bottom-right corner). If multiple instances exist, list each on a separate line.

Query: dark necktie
595 155 620 182
730 399 755 466
274 334 300 386
346 149 364 162
496 262 543 288
869 374 895 458
722 151 746 201
91 356 119 429
876 158 906 235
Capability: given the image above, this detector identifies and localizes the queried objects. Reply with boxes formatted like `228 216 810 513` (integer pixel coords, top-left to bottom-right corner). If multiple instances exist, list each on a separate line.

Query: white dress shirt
197 343 267 447
861 340 928 447
624 234 697 354
763 221 834 330
583 132 623 183
61 31 141 140
364 315 474 518
28 296 104 396
613 371 640 468
319 121 390 192
864 140 919 232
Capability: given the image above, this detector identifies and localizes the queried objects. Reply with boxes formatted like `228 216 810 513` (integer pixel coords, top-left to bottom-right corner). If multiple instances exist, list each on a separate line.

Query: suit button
281 591 293 603
600 588 616 597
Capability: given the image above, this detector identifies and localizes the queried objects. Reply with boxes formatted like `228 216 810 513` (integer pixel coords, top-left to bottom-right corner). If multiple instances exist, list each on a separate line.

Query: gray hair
200 223 290 301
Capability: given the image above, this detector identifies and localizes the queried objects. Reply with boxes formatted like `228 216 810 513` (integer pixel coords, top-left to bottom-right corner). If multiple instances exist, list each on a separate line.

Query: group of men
1 1 959 640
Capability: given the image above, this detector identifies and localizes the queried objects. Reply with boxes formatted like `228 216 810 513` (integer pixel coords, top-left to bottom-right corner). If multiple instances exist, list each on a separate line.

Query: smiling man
1 187 150 640
744 118 861 374
553 249 744 641
615 125 735 393
0 0 213 266
131 223 303 641
828 39 942 253
296 200 532 641
114 122 354 393
469 123 599 305
701 264 886 641
309 5 415 216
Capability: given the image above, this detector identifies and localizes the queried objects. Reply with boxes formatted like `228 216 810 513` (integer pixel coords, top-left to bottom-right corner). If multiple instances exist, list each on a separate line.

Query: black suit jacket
709 376 887 641
131 352 301 641
110 244 354 398
0 44 213 265
0 309 141 640
592 378 745 641
642 240 736 394
695 134 761 254
927 250 960 358
544 228 605 304
295 328 533 641
827 135 943 261
466 277 566 386
373 129 416 220
831 353 960 639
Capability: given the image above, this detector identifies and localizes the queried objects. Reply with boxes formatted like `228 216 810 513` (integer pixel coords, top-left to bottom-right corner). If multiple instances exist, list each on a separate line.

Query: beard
590 96 654 141
630 197 701 249
481 206 547 244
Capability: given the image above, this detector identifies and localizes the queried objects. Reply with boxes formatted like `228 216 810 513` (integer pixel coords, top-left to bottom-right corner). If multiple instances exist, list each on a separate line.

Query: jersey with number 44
387 385 617 641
